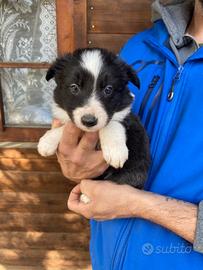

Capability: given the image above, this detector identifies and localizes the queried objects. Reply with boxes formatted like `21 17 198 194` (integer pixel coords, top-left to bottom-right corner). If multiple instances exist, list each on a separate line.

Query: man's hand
68 179 198 243
52 119 109 183
67 179 141 220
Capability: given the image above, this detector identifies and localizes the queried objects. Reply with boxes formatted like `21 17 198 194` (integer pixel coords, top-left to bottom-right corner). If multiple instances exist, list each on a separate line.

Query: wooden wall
87 0 152 52
59 0 152 54
0 148 91 270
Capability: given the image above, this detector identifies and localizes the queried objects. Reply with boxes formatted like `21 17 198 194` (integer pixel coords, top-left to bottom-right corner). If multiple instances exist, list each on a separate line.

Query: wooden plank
0 231 89 250
0 157 61 171
0 171 72 193
87 0 152 34
0 264 92 270
0 248 90 267
0 192 71 213
56 0 87 52
0 266 47 270
88 33 132 53
73 0 87 48
0 148 62 172
0 63 51 69
56 0 74 54
0 127 48 142
0 212 89 232
0 76 5 132
0 148 55 159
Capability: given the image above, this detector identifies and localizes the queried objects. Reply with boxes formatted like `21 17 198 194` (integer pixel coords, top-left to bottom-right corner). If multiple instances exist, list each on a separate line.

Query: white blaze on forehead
80 50 103 81
72 94 108 132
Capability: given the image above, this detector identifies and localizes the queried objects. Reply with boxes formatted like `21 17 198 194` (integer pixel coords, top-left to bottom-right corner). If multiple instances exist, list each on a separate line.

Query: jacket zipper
144 37 184 102
167 66 184 101
144 66 183 129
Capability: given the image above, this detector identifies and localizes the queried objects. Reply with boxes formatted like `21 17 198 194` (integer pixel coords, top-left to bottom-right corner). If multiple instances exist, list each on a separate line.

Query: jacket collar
152 0 195 48
145 20 203 65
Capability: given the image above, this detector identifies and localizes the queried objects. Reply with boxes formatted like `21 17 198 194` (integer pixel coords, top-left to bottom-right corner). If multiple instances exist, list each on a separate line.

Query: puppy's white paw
99 120 129 168
102 143 128 169
80 194 91 204
37 130 58 157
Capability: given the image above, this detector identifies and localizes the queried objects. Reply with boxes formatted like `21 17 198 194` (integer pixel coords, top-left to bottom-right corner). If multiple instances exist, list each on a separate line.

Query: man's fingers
59 122 82 152
67 184 81 213
68 184 81 201
78 132 99 152
68 184 89 213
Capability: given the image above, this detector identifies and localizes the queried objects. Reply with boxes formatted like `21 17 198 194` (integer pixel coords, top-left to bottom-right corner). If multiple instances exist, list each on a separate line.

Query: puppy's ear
46 65 56 81
126 65 140 89
46 53 73 81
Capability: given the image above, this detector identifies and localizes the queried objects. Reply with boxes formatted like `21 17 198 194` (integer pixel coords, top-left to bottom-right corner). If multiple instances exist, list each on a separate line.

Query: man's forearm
131 190 198 243
68 180 199 245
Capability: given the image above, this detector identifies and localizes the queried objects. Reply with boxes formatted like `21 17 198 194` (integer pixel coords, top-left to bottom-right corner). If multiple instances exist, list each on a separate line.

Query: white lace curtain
0 0 57 127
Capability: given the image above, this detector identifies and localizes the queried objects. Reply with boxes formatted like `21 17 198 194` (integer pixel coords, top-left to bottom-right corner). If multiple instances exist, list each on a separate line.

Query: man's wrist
128 188 161 220
127 188 150 219
112 185 147 219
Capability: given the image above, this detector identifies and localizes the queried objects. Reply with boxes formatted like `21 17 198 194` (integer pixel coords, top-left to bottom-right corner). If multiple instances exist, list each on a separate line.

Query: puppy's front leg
38 125 65 157
99 121 128 169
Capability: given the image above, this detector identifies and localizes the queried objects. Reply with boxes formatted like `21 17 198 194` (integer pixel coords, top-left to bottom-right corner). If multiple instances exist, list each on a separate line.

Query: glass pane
0 0 57 63
1 68 56 127
0 0 57 127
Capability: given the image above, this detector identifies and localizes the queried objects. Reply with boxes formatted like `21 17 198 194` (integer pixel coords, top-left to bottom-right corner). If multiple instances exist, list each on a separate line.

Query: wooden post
73 0 87 48
56 0 75 54
0 74 5 132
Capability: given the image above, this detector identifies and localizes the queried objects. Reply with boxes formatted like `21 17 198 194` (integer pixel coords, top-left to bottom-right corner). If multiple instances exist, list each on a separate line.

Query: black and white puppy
38 48 150 190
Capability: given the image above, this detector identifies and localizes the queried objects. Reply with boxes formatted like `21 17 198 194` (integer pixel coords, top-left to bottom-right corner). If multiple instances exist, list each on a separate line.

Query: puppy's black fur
46 48 150 188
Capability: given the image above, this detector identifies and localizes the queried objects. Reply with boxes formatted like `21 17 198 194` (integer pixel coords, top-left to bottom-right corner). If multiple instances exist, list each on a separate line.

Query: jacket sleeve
194 201 203 253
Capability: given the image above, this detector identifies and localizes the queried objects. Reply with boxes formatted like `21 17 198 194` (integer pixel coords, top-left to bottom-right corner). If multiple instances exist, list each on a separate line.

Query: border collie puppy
38 48 150 189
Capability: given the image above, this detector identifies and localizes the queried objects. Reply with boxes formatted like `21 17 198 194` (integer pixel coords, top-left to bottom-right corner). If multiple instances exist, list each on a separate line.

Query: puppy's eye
103 85 113 96
70 84 80 95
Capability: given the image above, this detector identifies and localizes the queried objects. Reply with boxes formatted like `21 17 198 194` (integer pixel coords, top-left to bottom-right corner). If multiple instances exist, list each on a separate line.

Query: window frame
0 0 87 142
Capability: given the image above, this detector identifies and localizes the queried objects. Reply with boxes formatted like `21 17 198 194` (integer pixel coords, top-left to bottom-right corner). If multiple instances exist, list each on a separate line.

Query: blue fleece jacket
90 20 203 270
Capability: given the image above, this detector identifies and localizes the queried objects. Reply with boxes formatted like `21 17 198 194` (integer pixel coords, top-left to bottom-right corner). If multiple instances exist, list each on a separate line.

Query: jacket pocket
138 74 161 120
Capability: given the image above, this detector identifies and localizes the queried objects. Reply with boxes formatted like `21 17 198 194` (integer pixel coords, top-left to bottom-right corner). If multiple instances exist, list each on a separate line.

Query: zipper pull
167 66 183 101
167 85 175 101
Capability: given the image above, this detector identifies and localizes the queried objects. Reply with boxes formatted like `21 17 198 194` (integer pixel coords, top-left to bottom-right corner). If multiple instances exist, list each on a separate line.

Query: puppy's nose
81 114 98 127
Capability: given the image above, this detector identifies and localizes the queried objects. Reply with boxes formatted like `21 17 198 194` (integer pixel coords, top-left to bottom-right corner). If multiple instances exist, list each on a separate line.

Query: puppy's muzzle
81 114 98 127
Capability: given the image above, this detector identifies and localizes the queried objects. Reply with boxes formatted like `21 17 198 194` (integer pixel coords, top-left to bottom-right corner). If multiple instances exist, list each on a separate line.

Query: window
0 0 85 141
